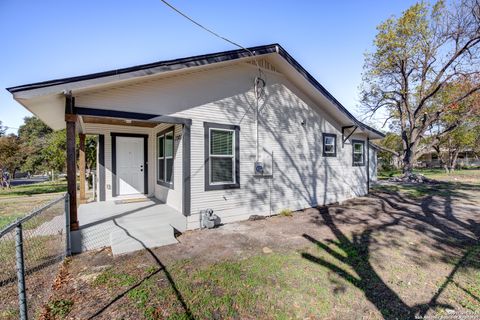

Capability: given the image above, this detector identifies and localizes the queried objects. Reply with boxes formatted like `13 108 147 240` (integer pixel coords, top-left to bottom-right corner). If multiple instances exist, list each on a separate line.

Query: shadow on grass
87 220 194 320
372 180 478 199
302 182 479 319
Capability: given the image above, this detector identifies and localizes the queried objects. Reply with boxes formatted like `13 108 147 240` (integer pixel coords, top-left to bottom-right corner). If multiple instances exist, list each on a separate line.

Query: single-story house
7 44 384 254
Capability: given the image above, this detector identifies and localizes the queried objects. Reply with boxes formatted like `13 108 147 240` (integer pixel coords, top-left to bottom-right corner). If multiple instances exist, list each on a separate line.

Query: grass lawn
0 180 67 229
375 169 480 199
0 179 67 198
378 168 480 182
42 173 480 319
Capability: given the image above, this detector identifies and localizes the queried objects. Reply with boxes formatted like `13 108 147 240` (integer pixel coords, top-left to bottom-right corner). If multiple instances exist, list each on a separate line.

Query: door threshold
114 197 152 204
113 194 150 200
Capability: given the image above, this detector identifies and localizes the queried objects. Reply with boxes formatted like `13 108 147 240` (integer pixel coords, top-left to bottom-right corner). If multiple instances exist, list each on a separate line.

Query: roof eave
6 43 385 138
6 44 280 94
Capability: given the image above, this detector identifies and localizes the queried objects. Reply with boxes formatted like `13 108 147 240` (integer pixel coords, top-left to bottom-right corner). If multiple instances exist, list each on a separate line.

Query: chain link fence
0 194 70 320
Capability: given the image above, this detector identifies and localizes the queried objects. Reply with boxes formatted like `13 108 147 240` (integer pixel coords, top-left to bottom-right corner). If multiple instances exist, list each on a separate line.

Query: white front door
116 136 145 195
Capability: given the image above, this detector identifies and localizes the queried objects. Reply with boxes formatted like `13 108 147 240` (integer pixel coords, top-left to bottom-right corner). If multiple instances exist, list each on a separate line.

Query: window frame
156 126 175 188
204 122 240 191
209 128 235 185
352 139 365 166
322 133 337 157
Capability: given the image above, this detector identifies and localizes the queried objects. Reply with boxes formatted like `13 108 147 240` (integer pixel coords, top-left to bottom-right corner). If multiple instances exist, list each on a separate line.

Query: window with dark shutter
157 127 174 187
352 140 365 166
210 130 234 183
322 133 337 157
204 122 240 191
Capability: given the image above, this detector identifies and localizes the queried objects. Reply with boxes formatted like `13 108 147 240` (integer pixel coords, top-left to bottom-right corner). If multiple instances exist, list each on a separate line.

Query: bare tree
361 0 480 176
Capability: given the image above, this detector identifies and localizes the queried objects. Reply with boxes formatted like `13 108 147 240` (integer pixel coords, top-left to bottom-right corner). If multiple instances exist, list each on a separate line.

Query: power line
158 0 261 72
159 0 268 161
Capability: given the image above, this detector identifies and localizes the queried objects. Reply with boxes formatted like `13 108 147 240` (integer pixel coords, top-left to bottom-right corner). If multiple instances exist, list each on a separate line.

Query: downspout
255 81 259 161
182 123 191 217
254 76 265 162
367 137 370 193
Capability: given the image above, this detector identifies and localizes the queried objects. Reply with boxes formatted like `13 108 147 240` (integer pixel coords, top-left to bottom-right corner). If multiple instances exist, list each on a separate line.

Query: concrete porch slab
110 224 178 255
71 198 186 254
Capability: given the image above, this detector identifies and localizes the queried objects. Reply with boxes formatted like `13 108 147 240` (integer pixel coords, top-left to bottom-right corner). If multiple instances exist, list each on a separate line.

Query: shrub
278 208 293 217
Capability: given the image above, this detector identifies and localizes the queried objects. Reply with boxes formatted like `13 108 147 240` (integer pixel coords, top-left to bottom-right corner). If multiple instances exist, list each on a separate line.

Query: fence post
92 172 96 202
15 224 28 320
65 194 71 257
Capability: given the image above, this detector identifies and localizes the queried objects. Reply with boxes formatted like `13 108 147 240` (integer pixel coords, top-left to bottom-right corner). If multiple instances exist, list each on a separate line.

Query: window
352 139 365 166
204 122 240 190
322 133 337 157
157 127 174 187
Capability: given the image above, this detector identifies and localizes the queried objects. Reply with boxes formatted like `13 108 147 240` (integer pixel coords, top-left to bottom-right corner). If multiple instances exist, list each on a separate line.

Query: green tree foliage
85 136 97 170
42 131 98 174
377 133 403 170
0 134 22 175
18 116 52 140
43 130 67 173
437 123 480 170
426 80 480 169
361 0 480 176
18 116 52 174
1 117 97 177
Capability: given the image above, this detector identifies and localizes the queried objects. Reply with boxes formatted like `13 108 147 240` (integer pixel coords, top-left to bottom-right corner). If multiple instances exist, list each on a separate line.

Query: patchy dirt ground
44 181 480 320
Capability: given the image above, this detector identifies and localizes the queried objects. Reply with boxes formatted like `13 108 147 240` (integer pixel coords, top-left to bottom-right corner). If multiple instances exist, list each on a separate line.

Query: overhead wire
158 0 267 162
158 0 263 76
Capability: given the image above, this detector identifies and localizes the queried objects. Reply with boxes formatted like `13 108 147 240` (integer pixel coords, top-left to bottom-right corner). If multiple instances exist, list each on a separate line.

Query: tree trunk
402 147 415 176
401 132 420 177
449 150 460 172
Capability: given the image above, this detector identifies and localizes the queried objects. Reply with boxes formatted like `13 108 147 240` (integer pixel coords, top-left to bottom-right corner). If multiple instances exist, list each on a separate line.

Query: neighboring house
7 44 383 253
416 149 480 168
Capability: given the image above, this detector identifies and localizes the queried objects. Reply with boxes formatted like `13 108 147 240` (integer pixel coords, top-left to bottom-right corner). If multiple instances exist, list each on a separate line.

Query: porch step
110 223 178 255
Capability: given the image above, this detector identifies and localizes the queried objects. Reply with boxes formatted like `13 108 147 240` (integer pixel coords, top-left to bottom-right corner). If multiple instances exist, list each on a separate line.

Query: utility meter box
254 161 264 175
254 152 273 176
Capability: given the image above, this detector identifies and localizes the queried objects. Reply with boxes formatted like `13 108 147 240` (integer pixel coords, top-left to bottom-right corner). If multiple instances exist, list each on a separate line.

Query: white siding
77 63 372 230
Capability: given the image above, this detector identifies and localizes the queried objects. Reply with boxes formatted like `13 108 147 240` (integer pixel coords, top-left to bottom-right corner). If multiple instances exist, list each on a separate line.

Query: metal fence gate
0 194 70 320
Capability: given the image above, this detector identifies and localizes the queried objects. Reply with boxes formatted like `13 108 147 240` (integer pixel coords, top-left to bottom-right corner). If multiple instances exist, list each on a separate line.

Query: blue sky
0 0 417 134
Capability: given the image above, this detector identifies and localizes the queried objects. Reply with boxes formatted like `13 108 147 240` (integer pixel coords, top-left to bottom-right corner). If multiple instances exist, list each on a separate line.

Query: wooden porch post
65 94 79 231
79 133 86 203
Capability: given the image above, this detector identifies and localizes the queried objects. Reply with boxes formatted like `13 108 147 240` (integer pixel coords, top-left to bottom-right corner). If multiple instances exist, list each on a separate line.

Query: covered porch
71 198 187 255
62 96 192 254
61 94 191 234
6 53 213 254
